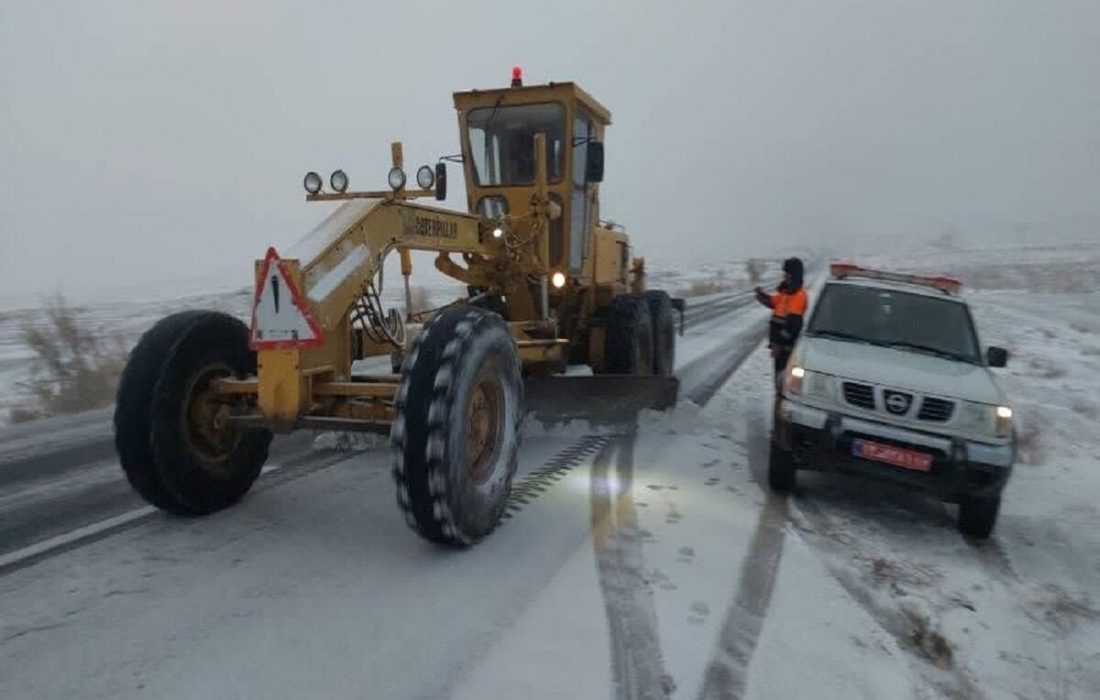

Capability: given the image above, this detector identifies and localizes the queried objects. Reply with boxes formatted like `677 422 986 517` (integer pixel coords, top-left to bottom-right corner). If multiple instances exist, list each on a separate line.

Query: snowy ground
1 242 1098 699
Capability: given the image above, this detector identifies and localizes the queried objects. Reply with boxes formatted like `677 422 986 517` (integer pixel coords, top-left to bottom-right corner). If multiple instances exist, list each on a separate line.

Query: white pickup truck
770 263 1015 538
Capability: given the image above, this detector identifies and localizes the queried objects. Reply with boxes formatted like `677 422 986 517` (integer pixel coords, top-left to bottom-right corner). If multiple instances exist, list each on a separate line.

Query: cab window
467 103 565 186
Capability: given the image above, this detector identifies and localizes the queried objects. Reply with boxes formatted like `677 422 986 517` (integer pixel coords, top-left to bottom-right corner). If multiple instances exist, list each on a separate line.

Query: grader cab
114 70 683 546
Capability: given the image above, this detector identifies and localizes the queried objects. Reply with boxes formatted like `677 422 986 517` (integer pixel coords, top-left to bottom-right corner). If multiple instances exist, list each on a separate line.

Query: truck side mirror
987 346 1008 368
585 141 604 183
435 163 447 201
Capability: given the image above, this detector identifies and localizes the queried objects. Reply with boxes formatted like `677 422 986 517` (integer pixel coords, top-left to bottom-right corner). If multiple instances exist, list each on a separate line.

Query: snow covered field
1 242 1098 699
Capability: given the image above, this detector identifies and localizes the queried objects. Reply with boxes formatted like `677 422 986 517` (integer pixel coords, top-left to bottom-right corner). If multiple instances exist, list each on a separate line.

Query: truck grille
917 397 955 422
842 382 876 410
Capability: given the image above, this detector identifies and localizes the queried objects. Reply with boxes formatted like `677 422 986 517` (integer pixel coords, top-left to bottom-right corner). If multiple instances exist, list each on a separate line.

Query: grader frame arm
214 139 561 433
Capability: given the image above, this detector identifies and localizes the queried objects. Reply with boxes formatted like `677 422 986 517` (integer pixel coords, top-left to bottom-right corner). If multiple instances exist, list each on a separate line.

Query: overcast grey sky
2 0 1098 307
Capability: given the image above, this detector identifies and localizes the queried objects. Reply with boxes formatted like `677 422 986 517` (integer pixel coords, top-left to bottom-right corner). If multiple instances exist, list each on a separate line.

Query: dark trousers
772 345 793 392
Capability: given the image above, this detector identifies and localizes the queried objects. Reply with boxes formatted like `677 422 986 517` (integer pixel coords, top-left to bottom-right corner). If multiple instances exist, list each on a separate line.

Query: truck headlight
786 367 836 401
995 405 1013 438
958 402 1012 438
786 366 806 395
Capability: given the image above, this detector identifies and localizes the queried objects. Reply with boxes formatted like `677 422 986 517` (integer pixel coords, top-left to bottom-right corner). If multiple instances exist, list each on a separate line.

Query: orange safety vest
771 288 808 319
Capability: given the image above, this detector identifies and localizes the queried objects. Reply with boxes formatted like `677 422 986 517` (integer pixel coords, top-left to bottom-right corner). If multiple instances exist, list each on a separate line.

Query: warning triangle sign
249 247 325 350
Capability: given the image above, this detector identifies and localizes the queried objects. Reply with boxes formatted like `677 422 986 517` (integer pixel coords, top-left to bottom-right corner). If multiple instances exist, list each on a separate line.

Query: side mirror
434 163 447 201
585 141 604 183
987 346 1008 368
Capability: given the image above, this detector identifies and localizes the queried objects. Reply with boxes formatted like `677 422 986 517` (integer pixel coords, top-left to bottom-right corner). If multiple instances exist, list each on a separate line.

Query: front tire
114 311 272 514
391 307 523 546
768 440 796 494
958 495 1000 539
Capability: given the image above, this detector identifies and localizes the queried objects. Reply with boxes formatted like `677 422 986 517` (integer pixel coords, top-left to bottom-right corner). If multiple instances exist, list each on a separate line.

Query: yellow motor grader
114 70 683 546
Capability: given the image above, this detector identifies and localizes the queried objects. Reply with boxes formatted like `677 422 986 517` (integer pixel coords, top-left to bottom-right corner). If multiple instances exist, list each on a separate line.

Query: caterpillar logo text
413 216 458 240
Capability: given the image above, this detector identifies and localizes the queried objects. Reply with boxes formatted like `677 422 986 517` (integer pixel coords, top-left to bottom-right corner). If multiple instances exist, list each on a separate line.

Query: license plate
852 439 933 473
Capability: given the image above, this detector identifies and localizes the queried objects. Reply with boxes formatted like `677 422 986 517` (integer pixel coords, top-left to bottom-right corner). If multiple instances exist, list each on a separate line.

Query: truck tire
114 311 272 514
644 290 676 376
391 306 523 546
605 294 654 375
958 495 1000 539
768 440 796 494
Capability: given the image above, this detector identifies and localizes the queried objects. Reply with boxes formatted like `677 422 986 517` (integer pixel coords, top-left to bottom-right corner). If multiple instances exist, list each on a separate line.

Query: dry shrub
9 297 128 423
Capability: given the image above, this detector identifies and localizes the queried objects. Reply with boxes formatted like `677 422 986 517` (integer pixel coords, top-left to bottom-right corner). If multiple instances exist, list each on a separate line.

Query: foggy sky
2 0 1098 308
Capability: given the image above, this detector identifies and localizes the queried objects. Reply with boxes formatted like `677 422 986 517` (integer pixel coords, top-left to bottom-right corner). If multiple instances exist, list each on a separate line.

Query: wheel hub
466 376 504 483
185 365 240 471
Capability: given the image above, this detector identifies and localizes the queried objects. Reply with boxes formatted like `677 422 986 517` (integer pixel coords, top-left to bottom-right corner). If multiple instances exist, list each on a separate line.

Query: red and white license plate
852 439 933 473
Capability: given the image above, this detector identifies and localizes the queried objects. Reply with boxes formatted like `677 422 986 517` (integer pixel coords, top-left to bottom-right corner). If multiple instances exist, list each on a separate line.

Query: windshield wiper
886 341 973 363
808 329 874 344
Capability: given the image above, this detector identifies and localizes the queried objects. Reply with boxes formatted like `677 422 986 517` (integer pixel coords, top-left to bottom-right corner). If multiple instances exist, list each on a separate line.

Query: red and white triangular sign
249 247 325 350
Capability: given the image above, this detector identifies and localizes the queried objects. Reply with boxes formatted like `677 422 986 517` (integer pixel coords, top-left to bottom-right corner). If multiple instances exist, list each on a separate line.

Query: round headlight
492 226 504 239
388 167 406 191
416 165 435 189
303 171 323 194
551 272 567 288
330 169 349 193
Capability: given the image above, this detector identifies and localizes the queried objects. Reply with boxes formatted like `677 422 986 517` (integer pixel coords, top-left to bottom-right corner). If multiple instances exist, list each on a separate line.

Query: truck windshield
467 103 565 186
807 283 983 365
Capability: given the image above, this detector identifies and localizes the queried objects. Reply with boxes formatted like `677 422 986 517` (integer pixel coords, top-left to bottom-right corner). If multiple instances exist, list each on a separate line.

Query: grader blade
523 376 680 426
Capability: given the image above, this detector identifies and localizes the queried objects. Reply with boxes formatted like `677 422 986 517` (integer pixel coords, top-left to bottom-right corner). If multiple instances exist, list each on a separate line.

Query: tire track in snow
501 434 612 519
789 495 991 700
697 411 788 700
591 433 674 700
587 300 773 699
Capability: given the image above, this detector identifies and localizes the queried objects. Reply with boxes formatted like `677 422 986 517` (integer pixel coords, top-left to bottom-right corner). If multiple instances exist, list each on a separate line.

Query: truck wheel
391 306 523 546
768 440 796 494
114 311 272 514
605 294 654 375
958 495 1000 539
644 290 676 376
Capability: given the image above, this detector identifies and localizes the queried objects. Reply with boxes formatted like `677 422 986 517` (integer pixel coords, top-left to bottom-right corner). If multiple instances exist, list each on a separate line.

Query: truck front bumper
776 399 1014 502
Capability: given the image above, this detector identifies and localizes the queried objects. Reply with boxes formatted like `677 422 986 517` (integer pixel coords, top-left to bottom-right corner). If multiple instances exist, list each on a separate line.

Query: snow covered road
3 255 1099 700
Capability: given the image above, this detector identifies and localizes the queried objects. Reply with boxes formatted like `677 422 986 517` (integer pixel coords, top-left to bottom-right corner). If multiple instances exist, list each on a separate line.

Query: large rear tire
391 306 523 546
644 290 676 377
114 311 272 514
605 294 654 375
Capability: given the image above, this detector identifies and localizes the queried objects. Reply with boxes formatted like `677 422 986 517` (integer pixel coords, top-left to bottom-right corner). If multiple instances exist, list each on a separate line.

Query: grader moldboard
114 70 684 546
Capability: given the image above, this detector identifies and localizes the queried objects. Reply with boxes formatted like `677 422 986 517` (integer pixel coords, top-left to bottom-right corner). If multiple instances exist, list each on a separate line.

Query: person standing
755 257 808 389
